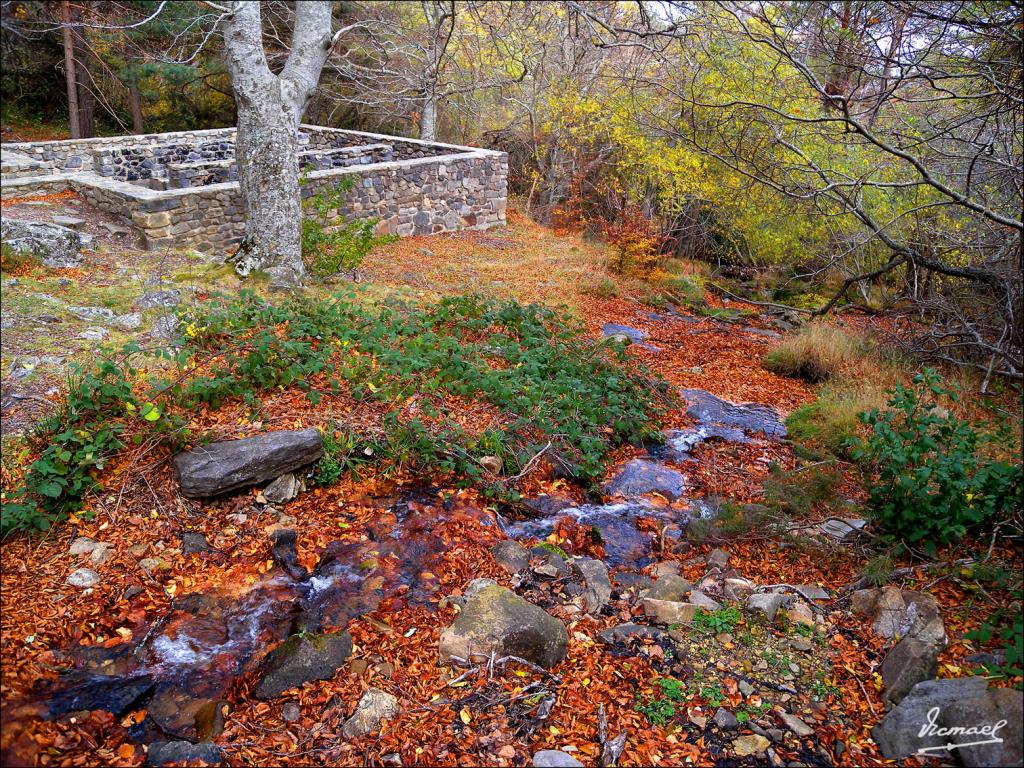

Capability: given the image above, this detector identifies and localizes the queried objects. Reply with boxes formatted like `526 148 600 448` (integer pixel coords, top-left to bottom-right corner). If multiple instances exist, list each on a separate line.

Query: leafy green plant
313 428 378 486
635 677 686 725
656 677 686 701
4 290 666 537
965 605 1023 685
1 359 173 536
301 177 395 278
635 696 677 726
849 369 1023 547
178 291 666 488
698 683 725 707
584 277 619 299
692 606 742 634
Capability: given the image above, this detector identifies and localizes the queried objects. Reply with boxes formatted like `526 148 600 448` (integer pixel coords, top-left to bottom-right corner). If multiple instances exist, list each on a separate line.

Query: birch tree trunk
418 1 454 142
221 1 334 289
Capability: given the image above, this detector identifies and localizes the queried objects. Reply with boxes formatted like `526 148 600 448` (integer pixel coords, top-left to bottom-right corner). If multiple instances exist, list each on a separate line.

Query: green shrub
1 358 177 536
4 291 667 537
1 241 37 273
660 274 705 308
786 396 863 458
583 277 619 299
301 177 395 277
635 677 686 726
182 291 666 488
313 428 378 485
850 369 1023 547
965 605 1023 684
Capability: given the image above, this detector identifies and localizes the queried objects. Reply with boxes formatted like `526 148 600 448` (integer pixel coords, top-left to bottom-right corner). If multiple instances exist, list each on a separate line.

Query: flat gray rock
681 388 786 439
68 305 116 323
576 558 611 614
173 428 323 498
342 687 400 738
67 567 100 588
263 472 302 504
137 290 182 309
603 458 686 500
147 740 222 767
747 593 785 621
820 517 867 540
51 215 86 230
492 540 530 574
533 750 584 767
1 218 85 269
597 623 668 644
872 677 989 759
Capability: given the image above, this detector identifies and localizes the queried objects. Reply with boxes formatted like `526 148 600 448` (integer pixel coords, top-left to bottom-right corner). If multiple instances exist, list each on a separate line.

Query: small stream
13 388 786 752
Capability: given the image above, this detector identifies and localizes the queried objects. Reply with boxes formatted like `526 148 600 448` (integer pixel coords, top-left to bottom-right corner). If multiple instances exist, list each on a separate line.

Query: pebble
790 635 812 652
732 734 771 756
68 536 100 556
778 711 814 738
281 702 301 722
739 679 755 697
67 568 100 588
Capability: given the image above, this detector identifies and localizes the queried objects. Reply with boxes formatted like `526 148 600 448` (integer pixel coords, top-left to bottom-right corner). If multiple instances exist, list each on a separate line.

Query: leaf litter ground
1 199 1018 767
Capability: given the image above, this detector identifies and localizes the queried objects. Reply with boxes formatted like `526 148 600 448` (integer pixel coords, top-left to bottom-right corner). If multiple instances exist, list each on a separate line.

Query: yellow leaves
459 706 472 724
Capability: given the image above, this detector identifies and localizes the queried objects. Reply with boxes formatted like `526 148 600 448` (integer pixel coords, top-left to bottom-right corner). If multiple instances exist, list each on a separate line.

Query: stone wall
7 127 237 172
1 125 508 252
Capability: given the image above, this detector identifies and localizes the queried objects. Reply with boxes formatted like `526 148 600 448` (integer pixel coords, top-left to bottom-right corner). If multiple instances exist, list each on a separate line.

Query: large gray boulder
940 687 1022 767
492 539 530 574
253 631 352 699
872 677 988 759
439 584 567 669
603 459 685 500
644 574 693 602
1 218 88 269
880 637 940 708
853 586 947 647
173 428 323 498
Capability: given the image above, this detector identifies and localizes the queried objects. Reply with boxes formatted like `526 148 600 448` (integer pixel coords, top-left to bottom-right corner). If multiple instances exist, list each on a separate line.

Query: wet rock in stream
680 388 787 439
603 459 686 500
505 500 686 568
253 631 353 699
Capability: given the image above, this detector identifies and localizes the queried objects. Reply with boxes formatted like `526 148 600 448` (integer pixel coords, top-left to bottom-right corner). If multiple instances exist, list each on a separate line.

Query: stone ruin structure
0 125 508 253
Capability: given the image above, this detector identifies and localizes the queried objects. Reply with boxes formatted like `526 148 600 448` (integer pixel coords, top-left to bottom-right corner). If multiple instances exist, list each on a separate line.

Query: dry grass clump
763 323 864 383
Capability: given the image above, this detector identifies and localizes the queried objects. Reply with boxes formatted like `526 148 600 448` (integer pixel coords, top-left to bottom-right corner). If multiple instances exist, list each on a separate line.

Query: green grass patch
2 290 667 535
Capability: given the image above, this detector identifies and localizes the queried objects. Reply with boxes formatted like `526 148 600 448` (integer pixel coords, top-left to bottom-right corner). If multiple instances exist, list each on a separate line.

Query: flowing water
10 389 785 752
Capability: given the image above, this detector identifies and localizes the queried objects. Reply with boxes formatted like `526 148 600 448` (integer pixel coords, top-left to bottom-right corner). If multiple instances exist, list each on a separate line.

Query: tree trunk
418 2 454 142
61 1 81 139
68 3 95 138
420 88 437 141
129 78 144 134
221 0 335 289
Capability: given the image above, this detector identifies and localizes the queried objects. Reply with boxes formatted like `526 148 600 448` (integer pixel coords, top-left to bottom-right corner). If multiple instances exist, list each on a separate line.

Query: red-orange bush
603 206 667 276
